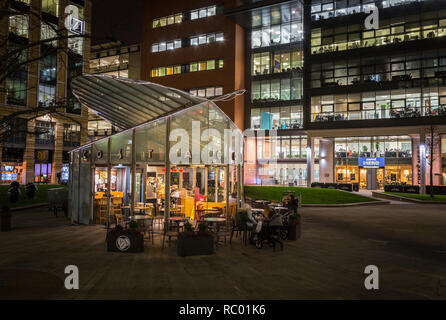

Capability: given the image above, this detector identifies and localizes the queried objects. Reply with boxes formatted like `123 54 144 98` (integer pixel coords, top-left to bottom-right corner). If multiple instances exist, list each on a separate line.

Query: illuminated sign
64 5 85 35
358 157 385 168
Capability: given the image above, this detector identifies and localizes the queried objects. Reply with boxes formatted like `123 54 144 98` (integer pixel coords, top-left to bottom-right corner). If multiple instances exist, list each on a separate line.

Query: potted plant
106 221 144 253
177 222 214 257
287 212 301 241
1 206 12 232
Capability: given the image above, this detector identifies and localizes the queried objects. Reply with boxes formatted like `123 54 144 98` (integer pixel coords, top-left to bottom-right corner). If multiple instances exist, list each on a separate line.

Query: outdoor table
168 216 188 232
274 207 289 214
204 217 227 244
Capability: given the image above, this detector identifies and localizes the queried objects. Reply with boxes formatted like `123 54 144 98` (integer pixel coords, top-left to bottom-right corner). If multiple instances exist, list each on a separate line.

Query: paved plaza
0 203 445 299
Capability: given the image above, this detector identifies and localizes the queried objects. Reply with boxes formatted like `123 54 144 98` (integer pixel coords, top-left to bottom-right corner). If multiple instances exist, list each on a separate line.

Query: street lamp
420 143 426 195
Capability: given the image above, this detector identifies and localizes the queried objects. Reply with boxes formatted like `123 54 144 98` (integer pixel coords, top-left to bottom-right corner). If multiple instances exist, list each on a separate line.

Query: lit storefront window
334 136 413 188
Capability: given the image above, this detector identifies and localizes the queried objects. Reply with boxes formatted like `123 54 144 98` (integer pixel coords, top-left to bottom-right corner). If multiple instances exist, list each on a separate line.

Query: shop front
333 136 413 189
0 163 23 184
69 75 244 226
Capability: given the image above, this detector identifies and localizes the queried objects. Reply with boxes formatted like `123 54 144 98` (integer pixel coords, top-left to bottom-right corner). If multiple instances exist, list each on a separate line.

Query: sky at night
91 0 143 45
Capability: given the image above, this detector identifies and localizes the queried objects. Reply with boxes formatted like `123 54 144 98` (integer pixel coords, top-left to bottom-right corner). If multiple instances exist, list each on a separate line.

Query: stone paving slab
0 205 445 299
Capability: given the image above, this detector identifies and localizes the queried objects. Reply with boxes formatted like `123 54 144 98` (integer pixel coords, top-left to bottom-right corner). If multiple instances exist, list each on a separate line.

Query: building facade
226 0 310 186
141 0 246 131
305 0 446 189
0 0 91 184
140 0 446 189
87 42 140 142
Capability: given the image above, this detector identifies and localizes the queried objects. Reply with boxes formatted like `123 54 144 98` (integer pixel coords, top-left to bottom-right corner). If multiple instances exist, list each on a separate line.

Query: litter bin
1 208 12 232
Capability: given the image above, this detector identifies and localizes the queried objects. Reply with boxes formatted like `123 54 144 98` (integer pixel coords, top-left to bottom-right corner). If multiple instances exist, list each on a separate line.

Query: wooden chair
115 214 125 227
162 220 179 250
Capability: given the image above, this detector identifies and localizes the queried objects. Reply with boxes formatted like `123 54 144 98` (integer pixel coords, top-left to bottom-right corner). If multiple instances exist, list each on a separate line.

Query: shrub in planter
1 206 12 232
177 224 214 257
106 224 144 253
287 213 301 241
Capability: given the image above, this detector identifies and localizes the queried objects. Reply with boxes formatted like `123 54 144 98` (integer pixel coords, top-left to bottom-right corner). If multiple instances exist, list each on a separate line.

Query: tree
0 0 113 144
425 125 441 198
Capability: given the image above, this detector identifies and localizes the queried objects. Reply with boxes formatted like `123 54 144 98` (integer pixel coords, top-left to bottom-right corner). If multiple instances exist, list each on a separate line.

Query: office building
0 0 91 184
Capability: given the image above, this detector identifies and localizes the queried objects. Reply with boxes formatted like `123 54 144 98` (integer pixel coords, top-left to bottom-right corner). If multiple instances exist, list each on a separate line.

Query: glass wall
311 86 446 122
252 49 303 75
335 136 413 186
311 9 446 54
251 2 303 48
250 106 303 129
70 101 244 225
311 49 446 88
310 0 424 21
252 77 303 102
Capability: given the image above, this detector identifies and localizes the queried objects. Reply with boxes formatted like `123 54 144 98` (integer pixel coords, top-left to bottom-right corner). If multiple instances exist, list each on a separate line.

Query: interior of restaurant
70 101 243 226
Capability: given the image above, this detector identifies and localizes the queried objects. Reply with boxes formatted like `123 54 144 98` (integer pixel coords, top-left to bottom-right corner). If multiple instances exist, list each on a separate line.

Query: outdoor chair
230 212 249 245
162 220 179 250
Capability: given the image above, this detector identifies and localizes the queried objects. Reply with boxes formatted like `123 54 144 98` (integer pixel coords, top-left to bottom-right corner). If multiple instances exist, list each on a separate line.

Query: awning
71 74 207 129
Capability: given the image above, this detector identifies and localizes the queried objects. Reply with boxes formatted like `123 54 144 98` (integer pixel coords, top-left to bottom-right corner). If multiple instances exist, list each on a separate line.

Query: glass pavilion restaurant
69 75 244 226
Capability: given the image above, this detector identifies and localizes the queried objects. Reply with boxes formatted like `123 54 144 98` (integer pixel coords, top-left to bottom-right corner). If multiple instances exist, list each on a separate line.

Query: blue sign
358 157 385 168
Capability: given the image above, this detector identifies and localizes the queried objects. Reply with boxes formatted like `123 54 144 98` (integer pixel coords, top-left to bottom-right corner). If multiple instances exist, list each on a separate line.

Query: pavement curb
302 200 389 207
372 192 446 204
9 203 48 212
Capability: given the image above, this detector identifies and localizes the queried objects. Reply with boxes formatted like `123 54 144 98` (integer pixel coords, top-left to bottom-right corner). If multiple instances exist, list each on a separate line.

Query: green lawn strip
0 184 66 209
244 186 377 205
386 192 446 202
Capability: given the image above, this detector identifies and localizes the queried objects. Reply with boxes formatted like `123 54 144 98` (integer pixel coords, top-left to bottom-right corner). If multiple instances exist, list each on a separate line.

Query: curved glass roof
71 74 208 129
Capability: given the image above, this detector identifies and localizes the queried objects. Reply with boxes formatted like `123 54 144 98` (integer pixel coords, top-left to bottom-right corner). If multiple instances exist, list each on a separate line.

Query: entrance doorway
360 168 384 190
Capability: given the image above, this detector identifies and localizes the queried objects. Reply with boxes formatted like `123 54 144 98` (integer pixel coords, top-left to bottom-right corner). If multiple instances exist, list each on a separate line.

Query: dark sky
91 0 143 45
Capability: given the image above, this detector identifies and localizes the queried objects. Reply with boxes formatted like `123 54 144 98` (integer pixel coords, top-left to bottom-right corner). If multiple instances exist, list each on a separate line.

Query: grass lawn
244 186 378 205
0 184 66 209
386 192 446 202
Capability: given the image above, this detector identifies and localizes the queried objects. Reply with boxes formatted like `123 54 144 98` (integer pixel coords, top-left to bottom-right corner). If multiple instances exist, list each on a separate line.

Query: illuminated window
207 60 215 70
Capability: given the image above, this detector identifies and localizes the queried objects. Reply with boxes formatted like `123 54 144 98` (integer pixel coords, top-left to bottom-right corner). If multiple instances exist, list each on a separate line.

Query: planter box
287 217 301 241
106 230 144 253
338 183 353 192
177 233 214 257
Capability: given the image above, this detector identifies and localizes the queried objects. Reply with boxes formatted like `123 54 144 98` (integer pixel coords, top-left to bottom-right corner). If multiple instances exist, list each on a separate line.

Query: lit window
207 60 215 70
174 39 182 49
199 8 207 18
198 35 206 45
158 42 166 51
191 10 198 20
166 41 174 50
216 32 224 42
207 34 216 43
190 37 198 46
152 44 158 52
190 62 198 72
215 87 223 95
198 89 206 97
159 17 166 27
218 59 224 69
175 14 182 23
206 87 214 97
167 15 174 25
174 66 181 74
153 19 159 28
207 6 216 17
189 89 197 96
199 61 207 71
151 68 157 77
167 66 173 75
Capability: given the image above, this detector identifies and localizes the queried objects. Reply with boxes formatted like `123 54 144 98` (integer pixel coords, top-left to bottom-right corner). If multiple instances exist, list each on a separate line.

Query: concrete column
420 133 426 194
81 0 92 119
51 121 64 183
23 120 36 183
306 136 314 187
319 138 334 183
